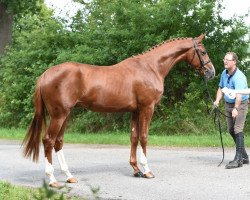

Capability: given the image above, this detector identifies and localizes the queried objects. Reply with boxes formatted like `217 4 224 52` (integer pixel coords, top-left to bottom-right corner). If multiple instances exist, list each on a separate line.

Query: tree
0 0 249 134
0 3 12 54
0 0 42 54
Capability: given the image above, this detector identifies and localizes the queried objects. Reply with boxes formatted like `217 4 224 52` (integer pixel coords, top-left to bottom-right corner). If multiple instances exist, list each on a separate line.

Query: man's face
223 54 236 70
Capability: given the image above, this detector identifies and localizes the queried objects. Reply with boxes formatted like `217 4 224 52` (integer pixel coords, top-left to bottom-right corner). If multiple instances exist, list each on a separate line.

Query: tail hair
22 78 46 162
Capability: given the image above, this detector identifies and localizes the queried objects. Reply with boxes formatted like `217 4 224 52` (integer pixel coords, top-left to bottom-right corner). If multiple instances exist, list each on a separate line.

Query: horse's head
187 34 215 80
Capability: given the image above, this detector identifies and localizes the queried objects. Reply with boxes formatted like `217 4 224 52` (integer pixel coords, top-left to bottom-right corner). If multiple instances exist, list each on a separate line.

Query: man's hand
213 101 219 108
232 108 238 118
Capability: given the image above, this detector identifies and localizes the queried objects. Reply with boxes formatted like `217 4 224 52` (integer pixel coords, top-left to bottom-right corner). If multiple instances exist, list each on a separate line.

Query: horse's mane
133 37 189 57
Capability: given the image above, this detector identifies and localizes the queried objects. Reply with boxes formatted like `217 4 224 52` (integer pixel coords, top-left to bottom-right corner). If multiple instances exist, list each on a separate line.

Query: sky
220 0 250 25
45 0 250 26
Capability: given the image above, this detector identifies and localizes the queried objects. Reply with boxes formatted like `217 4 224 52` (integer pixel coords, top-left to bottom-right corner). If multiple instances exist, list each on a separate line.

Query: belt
225 100 248 104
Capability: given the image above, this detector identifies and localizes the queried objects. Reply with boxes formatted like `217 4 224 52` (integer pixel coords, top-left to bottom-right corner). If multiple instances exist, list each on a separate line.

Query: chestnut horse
23 34 215 187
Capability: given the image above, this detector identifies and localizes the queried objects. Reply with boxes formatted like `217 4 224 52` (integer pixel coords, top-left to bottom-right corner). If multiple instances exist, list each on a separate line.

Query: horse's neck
144 40 192 78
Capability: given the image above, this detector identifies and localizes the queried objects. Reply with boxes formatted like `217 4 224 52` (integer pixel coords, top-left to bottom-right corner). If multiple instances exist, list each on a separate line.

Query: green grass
0 180 82 200
0 181 34 200
0 128 246 147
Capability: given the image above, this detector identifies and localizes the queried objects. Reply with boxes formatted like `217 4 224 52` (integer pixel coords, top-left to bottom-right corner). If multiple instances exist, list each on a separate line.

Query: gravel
0 140 250 200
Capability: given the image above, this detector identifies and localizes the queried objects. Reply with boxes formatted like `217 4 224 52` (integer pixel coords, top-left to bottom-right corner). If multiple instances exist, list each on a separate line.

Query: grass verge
0 128 247 147
0 180 82 200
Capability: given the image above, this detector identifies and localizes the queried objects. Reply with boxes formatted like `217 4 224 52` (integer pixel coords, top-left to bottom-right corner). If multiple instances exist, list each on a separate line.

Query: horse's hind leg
138 106 155 178
130 111 144 177
43 116 67 187
54 118 77 184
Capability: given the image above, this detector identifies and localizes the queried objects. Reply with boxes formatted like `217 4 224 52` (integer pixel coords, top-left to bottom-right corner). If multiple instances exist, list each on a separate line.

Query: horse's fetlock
130 160 137 166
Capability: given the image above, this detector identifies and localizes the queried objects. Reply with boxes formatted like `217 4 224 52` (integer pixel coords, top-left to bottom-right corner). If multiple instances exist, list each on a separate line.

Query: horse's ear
196 34 205 43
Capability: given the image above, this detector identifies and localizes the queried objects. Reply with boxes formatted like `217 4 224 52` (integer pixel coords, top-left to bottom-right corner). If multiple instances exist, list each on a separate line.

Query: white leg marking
139 147 151 174
56 149 73 180
45 157 57 185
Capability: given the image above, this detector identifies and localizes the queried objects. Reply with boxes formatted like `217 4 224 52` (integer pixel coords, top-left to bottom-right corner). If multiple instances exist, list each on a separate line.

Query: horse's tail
22 76 46 162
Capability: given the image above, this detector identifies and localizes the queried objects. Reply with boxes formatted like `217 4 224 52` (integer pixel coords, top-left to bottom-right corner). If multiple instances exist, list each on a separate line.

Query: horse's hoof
49 182 60 188
133 171 144 177
144 171 155 179
67 177 78 183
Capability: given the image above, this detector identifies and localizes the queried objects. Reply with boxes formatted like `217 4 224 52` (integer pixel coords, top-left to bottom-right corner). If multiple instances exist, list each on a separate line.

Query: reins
191 37 233 166
190 38 237 166
203 78 235 167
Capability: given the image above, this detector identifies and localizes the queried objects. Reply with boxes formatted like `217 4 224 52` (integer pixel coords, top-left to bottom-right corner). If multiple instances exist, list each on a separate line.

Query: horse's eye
201 51 207 56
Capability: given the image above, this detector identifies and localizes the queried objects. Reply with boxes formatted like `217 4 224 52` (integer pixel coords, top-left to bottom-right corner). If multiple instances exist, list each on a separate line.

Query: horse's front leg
138 105 155 178
130 111 144 177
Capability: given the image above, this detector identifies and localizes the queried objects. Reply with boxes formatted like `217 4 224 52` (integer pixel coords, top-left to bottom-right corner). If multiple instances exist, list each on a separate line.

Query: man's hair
226 52 239 63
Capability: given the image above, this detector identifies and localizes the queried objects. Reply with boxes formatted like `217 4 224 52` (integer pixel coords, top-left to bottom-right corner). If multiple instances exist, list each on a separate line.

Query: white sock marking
45 157 57 184
139 147 151 174
56 149 73 180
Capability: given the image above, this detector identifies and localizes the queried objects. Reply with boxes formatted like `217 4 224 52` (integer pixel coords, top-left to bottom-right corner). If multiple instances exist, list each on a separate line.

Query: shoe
225 133 244 169
242 155 249 164
225 159 243 169
229 154 249 164
242 148 249 164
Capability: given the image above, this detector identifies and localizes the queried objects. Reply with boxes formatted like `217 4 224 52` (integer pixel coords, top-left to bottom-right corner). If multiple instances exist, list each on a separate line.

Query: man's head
223 52 238 70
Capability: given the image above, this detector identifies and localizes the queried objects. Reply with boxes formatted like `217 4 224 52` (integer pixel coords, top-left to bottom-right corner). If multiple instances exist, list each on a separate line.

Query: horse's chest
136 85 163 105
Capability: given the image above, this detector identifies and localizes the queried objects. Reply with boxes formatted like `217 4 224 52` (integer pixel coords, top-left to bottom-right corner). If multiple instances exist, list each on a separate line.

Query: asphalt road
0 140 250 200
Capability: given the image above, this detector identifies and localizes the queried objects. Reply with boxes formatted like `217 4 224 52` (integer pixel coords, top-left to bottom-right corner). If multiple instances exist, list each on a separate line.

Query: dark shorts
225 100 248 134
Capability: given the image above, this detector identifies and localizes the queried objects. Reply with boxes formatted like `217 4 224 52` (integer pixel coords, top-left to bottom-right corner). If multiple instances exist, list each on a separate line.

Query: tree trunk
0 2 13 54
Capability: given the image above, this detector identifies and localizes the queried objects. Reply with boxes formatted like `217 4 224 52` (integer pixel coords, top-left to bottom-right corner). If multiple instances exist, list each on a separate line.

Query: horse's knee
140 134 148 147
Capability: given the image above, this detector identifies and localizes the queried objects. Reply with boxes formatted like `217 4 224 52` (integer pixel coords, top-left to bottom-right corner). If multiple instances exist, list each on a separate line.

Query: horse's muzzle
204 65 215 80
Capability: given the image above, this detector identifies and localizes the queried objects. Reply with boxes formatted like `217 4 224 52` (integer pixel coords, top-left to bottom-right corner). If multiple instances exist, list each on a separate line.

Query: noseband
191 38 211 74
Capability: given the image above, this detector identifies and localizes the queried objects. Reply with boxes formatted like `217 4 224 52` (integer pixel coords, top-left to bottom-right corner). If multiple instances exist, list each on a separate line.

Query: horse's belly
77 96 137 112
90 103 136 112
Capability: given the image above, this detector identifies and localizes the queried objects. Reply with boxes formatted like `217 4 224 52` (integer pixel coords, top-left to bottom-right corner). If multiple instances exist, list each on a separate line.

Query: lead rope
203 78 235 166
214 107 224 167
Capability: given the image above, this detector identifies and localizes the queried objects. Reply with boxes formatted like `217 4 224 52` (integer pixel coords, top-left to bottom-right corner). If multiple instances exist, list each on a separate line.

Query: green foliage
0 5 67 126
0 0 43 17
0 180 84 200
33 180 71 200
0 181 33 199
68 109 130 133
0 0 249 134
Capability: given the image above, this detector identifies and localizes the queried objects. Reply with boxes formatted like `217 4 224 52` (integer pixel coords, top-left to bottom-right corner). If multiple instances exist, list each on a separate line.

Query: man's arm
222 87 250 99
214 87 223 107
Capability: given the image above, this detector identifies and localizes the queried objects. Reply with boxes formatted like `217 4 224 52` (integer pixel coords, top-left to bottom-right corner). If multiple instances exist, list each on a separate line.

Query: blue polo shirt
219 68 249 103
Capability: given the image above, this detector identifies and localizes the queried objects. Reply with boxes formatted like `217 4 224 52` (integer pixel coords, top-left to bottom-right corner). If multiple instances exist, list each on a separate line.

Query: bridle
191 38 212 76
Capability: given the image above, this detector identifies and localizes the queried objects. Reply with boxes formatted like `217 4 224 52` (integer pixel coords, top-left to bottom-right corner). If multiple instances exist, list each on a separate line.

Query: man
214 52 249 169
